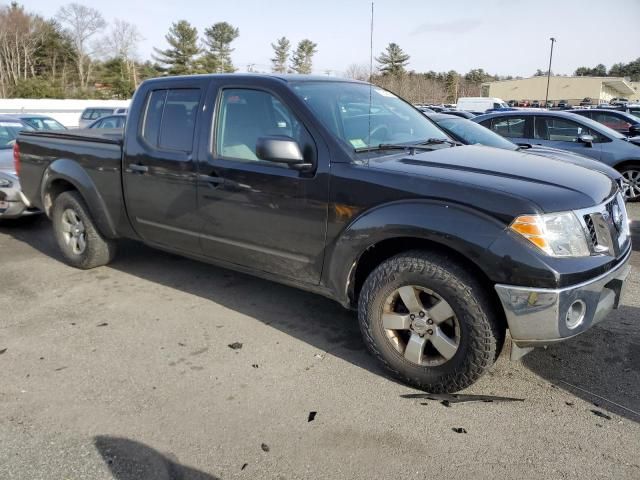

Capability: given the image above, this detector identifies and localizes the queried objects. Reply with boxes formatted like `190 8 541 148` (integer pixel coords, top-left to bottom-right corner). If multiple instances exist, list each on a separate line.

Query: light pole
544 37 556 107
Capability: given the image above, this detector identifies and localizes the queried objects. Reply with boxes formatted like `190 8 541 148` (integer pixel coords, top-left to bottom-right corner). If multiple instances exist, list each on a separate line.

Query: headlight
510 212 590 257
0 178 13 188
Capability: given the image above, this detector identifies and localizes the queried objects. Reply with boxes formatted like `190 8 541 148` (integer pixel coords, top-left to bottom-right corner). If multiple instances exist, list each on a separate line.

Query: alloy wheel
621 169 640 200
60 208 87 255
382 285 460 367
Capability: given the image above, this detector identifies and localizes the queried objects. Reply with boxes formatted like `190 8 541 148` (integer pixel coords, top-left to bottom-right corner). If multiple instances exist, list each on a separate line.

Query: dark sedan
473 110 640 200
569 109 640 137
427 113 622 182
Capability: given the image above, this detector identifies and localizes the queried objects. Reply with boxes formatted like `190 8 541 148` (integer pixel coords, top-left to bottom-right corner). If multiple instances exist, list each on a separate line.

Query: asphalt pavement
1 204 639 480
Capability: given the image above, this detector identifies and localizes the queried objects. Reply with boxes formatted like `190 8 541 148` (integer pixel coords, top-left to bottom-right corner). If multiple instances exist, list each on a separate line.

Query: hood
0 148 15 174
369 145 617 212
521 145 621 180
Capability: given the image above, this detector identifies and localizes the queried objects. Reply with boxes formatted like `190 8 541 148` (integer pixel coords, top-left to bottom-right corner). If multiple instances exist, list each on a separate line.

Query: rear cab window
141 88 201 153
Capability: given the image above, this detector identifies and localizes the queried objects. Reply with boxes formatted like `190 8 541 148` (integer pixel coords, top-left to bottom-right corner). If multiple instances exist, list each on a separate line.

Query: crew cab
16 75 632 392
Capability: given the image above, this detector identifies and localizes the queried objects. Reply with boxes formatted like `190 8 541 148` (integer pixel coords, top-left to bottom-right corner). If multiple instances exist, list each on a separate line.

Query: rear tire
52 191 116 269
358 250 505 393
619 163 640 202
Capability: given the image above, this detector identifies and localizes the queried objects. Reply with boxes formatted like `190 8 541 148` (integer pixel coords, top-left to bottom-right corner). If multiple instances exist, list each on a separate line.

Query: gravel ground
1 204 639 480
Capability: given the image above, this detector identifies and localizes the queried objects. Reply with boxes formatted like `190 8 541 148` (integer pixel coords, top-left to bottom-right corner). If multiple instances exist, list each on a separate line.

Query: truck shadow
521 305 640 422
94 435 220 480
2 216 639 423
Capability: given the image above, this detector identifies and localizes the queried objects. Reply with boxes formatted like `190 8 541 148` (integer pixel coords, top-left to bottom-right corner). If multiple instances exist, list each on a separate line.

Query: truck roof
141 73 366 85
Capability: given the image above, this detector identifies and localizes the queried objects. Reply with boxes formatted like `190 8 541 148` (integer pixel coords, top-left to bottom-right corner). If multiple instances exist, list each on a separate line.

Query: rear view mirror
256 136 312 170
578 134 594 146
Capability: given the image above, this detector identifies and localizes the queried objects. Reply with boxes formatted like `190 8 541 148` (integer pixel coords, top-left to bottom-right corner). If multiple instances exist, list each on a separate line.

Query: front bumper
495 248 632 348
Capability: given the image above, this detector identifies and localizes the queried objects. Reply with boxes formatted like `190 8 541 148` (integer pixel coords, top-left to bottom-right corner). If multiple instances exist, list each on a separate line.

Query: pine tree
152 20 201 75
201 21 239 73
290 39 317 74
270 37 290 73
376 43 409 75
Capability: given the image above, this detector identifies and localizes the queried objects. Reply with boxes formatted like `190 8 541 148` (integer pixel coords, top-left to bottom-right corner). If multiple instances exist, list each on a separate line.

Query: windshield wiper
355 138 460 153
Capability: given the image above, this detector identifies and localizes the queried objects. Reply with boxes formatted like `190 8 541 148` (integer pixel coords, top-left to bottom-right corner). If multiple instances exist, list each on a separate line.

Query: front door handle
198 174 225 186
129 163 149 174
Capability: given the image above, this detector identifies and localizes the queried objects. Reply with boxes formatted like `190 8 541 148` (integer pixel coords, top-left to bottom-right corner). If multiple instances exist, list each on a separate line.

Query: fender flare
40 158 118 239
323 199 511 306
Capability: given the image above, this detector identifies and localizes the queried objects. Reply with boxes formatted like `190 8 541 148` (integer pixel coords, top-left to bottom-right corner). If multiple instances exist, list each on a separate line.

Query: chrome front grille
577 193 630 256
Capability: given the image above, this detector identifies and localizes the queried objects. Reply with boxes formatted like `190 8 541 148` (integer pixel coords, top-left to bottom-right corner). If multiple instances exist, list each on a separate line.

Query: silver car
0 116 39 219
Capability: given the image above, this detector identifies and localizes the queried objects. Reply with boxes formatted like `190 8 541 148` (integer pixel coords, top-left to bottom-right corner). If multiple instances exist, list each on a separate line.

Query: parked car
12 114 66 131
544 101 554 108
78 107 125 128
610 98 629 106
474 110 640 200
17 74 631 393
531 100 541 108
0 116 39 219
569 109 640 137
427 113 623 181
507 100 518 107
579 97 593 107
440 109 476 119
87 114 126 129
518 100 530 107
456 97 509 112
556 100 571 109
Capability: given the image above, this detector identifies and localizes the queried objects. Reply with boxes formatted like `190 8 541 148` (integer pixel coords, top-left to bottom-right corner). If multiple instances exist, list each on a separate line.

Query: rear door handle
129 163 149 173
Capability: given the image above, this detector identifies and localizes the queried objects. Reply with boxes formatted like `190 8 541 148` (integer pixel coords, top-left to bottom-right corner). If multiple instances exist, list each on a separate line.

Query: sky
20 0 640 77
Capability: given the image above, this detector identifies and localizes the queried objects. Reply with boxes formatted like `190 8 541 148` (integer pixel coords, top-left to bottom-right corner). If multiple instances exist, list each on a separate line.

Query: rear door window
141 88 201 152
490 116 527 138
81 109 93 120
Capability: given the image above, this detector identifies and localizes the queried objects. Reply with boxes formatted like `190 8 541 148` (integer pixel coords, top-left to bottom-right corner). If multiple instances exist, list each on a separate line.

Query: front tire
358 250 504 393
619 163 640 202
52 191 116 269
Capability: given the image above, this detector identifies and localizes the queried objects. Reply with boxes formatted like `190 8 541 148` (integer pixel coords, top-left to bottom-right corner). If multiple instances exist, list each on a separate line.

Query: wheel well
614 160 640 172
350 237 506 328
43 179 76 216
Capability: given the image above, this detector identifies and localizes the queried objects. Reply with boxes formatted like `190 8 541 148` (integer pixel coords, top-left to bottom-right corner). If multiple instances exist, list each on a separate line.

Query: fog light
566 300 586 329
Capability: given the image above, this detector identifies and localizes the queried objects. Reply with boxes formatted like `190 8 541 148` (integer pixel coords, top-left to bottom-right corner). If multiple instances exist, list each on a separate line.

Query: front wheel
52 191 116 269
619 163 640 201
358 250 505 393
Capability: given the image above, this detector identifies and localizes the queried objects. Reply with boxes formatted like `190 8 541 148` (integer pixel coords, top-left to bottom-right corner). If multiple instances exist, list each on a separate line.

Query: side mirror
628 124 640 137
578 134 594 146
256 136 311 169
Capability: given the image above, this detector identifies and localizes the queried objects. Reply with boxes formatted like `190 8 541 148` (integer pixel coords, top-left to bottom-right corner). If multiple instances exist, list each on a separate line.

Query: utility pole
545 37 556 107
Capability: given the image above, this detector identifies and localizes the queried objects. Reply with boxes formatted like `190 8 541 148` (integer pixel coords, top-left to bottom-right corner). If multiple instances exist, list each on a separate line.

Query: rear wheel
358 250 505 393
52 191 116 269
619 163 640 201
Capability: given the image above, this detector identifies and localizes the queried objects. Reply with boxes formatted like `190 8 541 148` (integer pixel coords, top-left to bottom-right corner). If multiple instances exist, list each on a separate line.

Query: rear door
195 81 329 285
123 78 207 253
533 115 603 160
483 115 531 144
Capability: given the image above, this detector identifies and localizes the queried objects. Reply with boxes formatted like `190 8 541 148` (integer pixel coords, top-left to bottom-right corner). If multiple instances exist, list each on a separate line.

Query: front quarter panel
324 200 523 305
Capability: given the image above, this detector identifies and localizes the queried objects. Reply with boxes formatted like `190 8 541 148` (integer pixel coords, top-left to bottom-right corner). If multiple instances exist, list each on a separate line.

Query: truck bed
17 128 127 236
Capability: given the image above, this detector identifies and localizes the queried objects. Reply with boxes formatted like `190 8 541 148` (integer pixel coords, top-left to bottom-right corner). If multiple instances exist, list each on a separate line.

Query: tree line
0 2 318 99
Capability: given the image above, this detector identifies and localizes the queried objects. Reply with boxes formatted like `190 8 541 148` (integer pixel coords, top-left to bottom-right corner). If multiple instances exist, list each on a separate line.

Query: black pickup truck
16 75 632 392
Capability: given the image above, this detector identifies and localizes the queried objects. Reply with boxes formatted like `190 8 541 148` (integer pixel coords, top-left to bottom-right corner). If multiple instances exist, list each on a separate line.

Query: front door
123 80 206 252
196 85 329 285
532 115 602 160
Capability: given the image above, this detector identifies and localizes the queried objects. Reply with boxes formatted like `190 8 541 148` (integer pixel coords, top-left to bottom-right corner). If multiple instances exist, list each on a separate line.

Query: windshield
291 82 449 150
0 121 28 149
434 116 517 151
25 117 66 131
